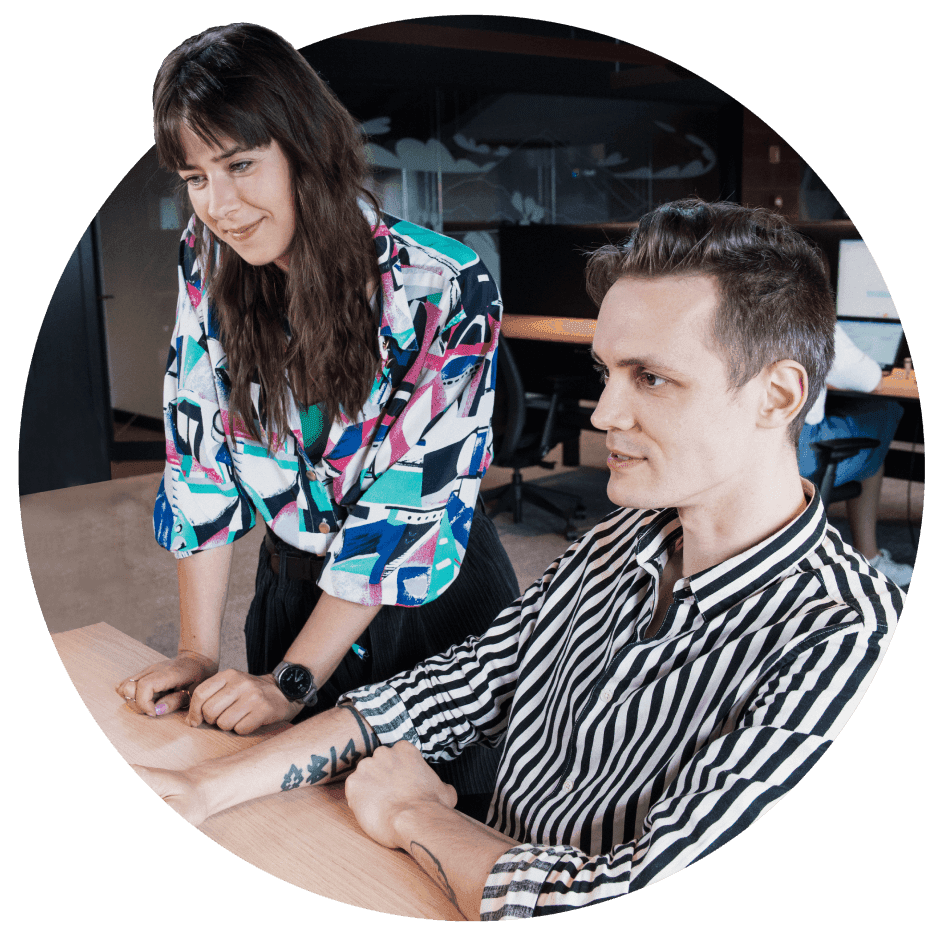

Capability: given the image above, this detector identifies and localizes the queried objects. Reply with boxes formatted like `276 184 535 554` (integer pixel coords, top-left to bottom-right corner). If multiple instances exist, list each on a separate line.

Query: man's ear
756 360 809 430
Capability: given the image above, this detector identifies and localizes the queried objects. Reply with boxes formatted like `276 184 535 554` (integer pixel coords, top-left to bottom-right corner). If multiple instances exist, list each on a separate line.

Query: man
136 199 901 919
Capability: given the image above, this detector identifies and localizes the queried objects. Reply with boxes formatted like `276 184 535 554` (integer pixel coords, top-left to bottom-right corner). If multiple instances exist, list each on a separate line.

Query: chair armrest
811 437 880 464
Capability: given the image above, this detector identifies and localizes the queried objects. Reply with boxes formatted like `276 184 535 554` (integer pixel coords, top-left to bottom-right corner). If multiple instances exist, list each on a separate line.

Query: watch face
279 664 314 700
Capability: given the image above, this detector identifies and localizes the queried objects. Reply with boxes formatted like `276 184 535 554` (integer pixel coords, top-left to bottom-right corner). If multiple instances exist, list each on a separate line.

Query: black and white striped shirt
344 484 901 918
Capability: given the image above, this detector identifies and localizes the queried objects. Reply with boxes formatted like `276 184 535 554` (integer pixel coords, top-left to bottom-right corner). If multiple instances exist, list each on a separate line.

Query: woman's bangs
156 99 273 172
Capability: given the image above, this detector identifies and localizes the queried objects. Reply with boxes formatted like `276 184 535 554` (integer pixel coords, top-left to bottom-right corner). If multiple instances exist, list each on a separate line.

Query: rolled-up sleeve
340 547 564 756
318 252 503 607
153 234 257 557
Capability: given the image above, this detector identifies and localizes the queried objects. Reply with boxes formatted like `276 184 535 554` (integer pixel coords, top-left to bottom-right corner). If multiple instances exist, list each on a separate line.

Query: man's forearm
188 704 379 819
392 802 519 920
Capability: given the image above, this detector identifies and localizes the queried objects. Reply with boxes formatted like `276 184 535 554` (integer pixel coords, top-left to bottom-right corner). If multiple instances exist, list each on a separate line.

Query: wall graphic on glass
362 94 719 225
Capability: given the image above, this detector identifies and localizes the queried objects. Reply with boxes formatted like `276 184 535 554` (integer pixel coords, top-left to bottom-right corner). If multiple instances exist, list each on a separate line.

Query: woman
115 23 519 819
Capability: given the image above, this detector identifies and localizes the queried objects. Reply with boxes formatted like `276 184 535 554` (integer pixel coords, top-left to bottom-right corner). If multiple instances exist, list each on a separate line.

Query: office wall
98 148 184 421
20 224 111 495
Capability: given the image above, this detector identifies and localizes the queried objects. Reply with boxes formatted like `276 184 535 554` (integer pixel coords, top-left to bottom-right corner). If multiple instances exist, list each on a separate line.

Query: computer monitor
836 239 898 320
837 317 905 370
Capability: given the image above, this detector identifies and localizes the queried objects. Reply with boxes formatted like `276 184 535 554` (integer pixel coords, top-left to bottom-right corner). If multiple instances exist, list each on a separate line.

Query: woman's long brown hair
153 23 381 445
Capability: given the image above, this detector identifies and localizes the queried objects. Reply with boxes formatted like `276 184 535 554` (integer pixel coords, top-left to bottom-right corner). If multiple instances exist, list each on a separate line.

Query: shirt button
599 689 612 703
562 780 573 792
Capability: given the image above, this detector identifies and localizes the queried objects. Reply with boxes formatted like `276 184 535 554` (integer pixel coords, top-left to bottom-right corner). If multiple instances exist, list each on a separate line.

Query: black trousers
244 508 520 822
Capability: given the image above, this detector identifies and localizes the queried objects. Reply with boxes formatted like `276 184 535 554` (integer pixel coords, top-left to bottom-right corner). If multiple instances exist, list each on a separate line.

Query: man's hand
186 670 303 734
345 740 518 919
116 651 217 717
344 741 457 849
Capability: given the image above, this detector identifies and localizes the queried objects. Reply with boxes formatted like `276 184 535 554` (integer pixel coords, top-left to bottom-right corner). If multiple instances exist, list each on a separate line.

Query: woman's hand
133 764 211 826
116 650 217 717
186 670 303 734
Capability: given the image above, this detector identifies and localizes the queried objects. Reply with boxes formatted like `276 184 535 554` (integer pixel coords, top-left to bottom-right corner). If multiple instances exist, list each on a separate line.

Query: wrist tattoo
305 751 332 785
279 706 380 790
281 764 304 791
411 841 461 915
343 704 380 755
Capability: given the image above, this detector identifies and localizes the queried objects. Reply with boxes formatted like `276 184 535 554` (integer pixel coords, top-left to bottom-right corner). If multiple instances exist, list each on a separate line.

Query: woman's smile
178 126 295 270
224 218 264 240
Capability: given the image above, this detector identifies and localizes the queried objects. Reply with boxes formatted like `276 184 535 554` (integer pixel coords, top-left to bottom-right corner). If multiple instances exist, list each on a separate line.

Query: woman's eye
230 160 252 172
183 175 204 189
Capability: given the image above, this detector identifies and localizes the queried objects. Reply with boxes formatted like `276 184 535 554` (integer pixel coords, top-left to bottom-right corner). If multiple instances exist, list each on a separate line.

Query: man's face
590 275 764 515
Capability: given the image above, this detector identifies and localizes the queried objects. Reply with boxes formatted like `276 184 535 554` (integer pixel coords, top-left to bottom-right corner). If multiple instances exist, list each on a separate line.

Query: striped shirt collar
635 479 826 622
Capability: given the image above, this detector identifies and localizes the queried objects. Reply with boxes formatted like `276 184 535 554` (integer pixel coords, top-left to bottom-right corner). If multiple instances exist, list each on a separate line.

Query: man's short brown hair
585 198 836 441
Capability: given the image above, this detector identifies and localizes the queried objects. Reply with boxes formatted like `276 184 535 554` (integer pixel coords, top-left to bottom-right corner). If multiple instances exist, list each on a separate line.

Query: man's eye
592 363 609 384
639 371 666 388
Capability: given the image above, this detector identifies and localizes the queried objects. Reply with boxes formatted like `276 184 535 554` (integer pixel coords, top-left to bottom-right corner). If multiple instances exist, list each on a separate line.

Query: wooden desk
502 313 595 345
51 623 462 920
876 369 919 400
503 315 922 401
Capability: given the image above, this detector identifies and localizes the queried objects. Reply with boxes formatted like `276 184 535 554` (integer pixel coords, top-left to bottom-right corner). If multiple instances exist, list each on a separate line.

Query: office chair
485 336 588 540
809 437 880 507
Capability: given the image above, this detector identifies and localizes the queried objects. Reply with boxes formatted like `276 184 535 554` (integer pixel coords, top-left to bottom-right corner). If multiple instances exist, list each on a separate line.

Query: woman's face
178 125 296 271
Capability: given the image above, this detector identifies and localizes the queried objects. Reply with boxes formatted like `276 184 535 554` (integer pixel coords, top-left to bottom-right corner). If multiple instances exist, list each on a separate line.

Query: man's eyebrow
589 346 687 378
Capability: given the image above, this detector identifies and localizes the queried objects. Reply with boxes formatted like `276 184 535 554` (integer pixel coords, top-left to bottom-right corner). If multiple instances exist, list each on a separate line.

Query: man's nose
591 380 636 432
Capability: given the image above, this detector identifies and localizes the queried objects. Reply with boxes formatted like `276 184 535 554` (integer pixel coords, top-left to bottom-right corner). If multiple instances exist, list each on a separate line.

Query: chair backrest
491 336 526 464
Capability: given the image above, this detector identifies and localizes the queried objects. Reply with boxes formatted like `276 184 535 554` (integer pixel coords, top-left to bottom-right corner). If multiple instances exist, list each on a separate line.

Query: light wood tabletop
502 313 596 345
51 622 464 920
502 314 921 400
876 369 920 399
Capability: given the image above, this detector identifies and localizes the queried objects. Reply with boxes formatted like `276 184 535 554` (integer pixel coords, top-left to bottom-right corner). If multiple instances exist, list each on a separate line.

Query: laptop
837 317 905 371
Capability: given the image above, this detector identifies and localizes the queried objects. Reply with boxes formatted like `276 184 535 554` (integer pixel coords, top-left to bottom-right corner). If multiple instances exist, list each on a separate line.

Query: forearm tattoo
279 705 380 791
411 841 462 916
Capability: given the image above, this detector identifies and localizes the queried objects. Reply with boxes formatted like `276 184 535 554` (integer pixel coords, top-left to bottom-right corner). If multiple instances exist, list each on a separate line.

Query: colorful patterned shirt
154 209 502 607
344 484 901 917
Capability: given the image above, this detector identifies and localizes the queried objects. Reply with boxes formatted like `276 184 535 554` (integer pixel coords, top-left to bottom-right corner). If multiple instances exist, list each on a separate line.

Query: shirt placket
552 562 661 797
554 564 695 799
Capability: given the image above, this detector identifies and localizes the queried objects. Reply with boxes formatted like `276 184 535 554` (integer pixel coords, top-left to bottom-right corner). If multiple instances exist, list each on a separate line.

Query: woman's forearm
177 542 234 664
281 590 382 687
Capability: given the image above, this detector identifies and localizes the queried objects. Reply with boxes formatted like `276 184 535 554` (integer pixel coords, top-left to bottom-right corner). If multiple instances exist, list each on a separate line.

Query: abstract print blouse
154 209 502 608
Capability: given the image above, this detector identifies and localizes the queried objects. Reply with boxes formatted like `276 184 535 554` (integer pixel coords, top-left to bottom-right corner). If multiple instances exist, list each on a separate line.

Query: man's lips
607 449 646 467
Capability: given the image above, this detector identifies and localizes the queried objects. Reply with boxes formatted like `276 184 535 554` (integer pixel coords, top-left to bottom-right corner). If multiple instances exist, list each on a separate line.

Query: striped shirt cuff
338 682 422 750
480 845 577 920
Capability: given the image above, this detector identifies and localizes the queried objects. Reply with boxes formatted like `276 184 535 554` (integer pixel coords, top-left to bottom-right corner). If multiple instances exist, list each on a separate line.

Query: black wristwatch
272 661 318 706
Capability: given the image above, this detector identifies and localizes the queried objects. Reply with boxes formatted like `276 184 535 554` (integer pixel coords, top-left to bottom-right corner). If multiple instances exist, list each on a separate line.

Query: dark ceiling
300 15 736 128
